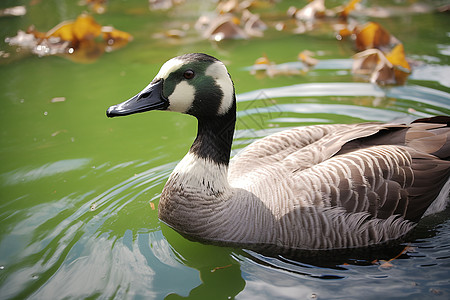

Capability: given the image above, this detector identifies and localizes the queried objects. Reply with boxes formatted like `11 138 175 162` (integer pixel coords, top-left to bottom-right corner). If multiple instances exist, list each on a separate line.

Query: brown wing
321 116 450 222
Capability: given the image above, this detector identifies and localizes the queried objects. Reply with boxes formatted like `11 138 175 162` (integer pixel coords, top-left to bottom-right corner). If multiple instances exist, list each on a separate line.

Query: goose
106 53 450 251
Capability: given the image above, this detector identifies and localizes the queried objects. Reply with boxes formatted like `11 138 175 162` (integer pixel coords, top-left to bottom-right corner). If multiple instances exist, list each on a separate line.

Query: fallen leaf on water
217 0 240 14
287 0 326 34
200 14 248 41
349 20 411 85
45 14 102 47
298 50 319 67
385 43 411 84
242 9 267 38
291 0 326 22
352 43 411 85
153 29 187 40
254 54 271 65
195 0 267 41
352 48 396 84
355 22 391 51
5 13 132 63
338 0 361 19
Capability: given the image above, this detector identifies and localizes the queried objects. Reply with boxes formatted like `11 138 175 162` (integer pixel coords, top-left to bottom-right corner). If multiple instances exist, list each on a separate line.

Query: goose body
107 53 450 251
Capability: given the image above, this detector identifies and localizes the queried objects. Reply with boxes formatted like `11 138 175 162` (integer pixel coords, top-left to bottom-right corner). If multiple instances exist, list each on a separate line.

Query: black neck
189 103 236 165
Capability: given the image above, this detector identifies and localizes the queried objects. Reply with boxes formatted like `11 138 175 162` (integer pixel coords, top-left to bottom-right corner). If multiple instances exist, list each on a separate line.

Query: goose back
230 120 450 216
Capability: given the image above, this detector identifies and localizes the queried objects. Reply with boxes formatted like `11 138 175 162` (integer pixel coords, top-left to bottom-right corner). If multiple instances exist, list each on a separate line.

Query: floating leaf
386 43 410 69
291 0 326 22
298 50 319 67
355 22 391 51
352 49 396 85
5 13 132 63
200 14 248 41
339 0 361 19
250 55 304 78
385 43 411 84
242 9 266 37
195 0 267 41
254 54 270 65
352 43 411 85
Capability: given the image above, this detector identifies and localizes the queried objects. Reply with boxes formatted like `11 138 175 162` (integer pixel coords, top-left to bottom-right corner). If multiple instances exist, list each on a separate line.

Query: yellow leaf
72 14 102 42
340 0 361 18
47 21 76 42
46 14 101 45
386 43 411 84
386 43 410 71
355 22 391 51
254 54 271 65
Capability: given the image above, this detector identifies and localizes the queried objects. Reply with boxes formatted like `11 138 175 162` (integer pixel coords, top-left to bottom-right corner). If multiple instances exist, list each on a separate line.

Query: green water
1 0 450 299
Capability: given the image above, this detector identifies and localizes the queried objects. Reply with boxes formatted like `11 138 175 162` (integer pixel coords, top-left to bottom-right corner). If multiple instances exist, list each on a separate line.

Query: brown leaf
355 22 391 51
202 14 248 41
352 49 396 84
7 13 132 62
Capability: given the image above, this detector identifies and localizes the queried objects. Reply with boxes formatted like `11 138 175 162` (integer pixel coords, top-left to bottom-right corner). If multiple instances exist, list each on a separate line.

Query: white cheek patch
205 62 234 115
168 81 195 113
154 57 185 80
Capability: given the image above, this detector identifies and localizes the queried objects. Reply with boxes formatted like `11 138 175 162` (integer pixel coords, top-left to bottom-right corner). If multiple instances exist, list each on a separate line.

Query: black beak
106 79 169 118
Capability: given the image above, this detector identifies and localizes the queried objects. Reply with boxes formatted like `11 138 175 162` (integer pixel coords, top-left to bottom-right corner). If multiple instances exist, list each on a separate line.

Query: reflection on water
2 158 91 185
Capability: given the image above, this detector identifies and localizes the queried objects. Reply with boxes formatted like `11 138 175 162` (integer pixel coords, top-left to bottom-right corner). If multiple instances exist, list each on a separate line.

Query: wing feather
230 118 450 227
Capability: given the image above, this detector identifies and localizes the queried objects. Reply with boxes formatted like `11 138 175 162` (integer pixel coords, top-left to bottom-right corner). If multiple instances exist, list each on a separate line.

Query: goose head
106 53 235 119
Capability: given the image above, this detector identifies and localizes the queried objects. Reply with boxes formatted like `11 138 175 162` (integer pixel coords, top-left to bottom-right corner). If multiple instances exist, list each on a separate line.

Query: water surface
1 0 449 299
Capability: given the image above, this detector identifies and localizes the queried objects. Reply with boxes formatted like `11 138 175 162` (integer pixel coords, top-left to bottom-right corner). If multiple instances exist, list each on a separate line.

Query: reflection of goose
107 53 450 251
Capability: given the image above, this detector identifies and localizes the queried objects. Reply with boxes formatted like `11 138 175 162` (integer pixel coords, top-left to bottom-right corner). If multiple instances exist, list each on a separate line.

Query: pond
0 0 449 299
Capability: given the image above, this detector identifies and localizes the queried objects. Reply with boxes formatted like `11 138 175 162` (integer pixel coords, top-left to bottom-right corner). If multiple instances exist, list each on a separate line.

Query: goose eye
183 69 195 79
